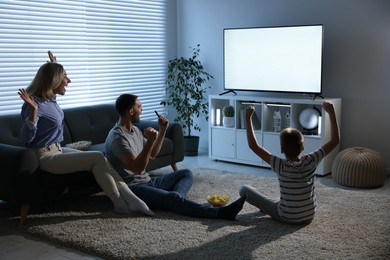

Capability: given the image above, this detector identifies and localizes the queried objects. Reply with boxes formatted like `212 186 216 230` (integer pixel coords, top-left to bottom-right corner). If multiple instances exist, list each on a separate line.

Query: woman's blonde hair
26 62 65 100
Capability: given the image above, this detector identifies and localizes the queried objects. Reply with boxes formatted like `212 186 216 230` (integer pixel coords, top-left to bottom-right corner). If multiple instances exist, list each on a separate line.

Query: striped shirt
270 148 325 224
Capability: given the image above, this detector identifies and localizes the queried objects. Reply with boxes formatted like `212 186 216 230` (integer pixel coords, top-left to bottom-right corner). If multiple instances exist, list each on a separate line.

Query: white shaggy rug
2 167 390 259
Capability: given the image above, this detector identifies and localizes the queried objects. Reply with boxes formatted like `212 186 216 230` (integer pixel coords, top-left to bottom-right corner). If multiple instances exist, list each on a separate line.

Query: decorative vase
223 116 234 128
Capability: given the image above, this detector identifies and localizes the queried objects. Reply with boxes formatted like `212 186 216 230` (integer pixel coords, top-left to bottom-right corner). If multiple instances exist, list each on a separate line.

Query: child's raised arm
321 102 340 155
245 106 272 164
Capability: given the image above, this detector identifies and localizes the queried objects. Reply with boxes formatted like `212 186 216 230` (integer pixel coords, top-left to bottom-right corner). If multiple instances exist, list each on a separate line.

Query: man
105 93 245 220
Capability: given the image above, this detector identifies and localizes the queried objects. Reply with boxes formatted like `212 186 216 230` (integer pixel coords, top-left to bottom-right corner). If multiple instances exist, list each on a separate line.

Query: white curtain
0 0 167 119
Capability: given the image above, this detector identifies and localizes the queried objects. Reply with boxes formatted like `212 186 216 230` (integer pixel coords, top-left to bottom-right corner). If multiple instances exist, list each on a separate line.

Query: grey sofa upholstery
0 104 184 225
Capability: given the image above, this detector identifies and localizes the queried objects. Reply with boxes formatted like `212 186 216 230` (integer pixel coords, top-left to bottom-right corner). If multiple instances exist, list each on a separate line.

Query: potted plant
161 44 213 156
222 105 235 128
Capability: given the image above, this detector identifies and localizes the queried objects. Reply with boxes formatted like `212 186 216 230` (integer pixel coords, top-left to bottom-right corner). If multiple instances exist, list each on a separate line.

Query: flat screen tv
223 24 323 94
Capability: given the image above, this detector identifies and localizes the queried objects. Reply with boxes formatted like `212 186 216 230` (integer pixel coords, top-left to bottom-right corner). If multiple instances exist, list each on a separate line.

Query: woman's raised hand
48 50 57 62
18 88 38 110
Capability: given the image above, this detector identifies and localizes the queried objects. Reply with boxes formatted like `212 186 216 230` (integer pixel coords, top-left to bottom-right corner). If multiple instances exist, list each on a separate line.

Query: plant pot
184 136 200 156
223 116 234 128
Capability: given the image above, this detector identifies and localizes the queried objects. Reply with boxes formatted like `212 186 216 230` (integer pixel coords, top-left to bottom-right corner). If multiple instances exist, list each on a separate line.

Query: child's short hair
280 128 304 158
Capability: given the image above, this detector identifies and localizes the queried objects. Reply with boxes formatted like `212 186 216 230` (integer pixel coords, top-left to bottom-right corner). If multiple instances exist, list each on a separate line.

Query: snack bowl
207 194 230 207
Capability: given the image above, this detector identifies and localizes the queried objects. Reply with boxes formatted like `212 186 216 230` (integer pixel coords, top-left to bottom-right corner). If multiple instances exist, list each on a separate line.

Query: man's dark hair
115 93 138 117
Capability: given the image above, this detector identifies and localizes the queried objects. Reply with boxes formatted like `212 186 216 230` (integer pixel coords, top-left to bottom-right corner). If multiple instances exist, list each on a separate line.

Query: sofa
0 104 184 226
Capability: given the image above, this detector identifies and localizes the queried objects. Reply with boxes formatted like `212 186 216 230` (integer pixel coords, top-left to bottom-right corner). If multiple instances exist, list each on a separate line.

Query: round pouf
332 147 387 188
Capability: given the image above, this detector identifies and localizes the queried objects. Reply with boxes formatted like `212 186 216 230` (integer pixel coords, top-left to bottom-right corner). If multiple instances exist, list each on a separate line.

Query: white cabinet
236 130 263 166
208 95 341 175
210 128 235 159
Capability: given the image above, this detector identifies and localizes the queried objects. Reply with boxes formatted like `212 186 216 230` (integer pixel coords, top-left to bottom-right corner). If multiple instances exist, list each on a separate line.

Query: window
0 0 167 119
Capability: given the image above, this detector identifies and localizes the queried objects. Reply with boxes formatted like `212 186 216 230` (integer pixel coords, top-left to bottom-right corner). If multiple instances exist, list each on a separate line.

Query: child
240 102 339 224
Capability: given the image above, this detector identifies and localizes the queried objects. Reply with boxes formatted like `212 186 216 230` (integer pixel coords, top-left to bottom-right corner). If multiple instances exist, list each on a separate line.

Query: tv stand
208 95 341 175
219 90 237 96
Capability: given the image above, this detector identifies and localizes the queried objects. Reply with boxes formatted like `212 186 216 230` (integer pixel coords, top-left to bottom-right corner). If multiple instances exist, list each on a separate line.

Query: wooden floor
1 149 389 259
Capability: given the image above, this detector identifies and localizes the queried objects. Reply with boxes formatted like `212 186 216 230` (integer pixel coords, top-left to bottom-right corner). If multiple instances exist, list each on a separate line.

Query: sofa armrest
0 143 40 203
135 120 184 163
165 122 184 163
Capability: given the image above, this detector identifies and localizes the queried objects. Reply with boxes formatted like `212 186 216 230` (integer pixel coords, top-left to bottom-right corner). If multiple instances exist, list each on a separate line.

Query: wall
168 0 390 168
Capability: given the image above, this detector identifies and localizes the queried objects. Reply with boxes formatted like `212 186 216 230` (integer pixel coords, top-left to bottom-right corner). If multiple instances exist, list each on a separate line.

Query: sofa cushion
63 104 118 145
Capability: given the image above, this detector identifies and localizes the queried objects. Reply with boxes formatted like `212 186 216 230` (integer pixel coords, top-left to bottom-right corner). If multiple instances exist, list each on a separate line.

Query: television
223 24 323 94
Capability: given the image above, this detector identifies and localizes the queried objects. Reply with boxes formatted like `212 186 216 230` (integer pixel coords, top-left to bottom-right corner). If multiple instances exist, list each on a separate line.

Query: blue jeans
130 169 219 218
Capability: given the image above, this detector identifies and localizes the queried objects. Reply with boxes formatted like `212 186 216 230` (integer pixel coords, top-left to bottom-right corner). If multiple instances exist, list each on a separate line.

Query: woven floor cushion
332 147 387 188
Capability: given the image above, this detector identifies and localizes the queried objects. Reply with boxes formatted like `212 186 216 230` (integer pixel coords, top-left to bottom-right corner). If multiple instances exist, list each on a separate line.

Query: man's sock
217 196 246 220
117 182 155 216
108 192 131 214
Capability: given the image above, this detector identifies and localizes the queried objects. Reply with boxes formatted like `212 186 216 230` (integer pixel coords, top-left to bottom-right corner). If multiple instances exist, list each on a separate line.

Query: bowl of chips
207 194 230 207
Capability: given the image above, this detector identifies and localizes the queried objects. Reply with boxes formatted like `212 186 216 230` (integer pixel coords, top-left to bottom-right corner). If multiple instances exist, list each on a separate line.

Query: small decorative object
299 107 321 134
222 105 234 127
285 111 291 128
215 108 221 125
65 140 92 151
207 194 230 207
273 110 281 132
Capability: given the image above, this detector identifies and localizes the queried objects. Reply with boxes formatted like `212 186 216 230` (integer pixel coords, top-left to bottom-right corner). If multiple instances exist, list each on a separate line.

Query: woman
18 51 154 216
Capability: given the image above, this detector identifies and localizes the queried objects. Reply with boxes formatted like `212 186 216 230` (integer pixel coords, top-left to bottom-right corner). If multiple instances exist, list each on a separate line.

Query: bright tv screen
224 24 323 94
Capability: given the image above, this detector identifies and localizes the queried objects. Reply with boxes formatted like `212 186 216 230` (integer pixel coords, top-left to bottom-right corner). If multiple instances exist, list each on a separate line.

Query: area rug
1 167 390 260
